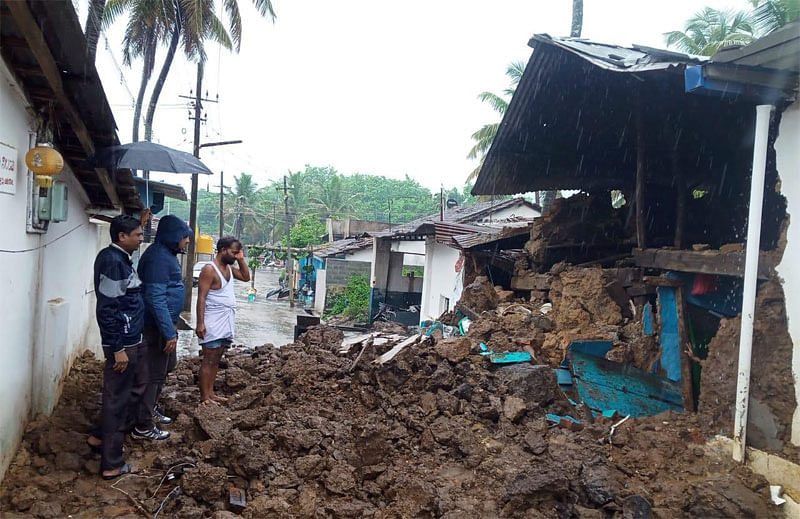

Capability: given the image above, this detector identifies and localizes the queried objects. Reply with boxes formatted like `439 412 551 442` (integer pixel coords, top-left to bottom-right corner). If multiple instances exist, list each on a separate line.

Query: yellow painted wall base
708 436 800 518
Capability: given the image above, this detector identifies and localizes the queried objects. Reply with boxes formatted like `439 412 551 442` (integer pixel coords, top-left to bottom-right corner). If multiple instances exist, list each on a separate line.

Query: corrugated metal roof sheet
451 223 533 249
472 34 757 195
529 34 707 72
712 21 800 72
369 197 537 239
315 237 373 259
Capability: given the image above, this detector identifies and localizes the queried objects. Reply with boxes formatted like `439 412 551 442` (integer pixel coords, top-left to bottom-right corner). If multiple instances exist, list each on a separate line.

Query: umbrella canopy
89 142 213 175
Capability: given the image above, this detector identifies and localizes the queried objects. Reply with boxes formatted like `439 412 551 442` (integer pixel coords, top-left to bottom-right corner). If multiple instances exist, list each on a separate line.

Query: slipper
101 462 136 480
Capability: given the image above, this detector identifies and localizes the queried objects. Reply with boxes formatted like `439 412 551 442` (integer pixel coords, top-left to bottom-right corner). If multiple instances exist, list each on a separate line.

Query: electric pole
183 61 204 311
218 171 224 238
440 186 444 221
280 175 295 307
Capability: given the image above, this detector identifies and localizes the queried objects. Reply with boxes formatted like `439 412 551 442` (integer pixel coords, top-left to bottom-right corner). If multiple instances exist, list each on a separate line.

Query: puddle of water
177 267 309 357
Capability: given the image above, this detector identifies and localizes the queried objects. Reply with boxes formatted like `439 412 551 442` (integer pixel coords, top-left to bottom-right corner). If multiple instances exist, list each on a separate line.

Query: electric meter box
38 181 68 222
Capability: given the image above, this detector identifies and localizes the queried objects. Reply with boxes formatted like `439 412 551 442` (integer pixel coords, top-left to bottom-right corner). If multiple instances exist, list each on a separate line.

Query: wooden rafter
5 0 120 207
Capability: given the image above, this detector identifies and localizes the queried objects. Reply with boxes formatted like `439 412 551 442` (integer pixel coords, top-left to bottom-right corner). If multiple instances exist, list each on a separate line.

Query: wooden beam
6 0 120 207
0 35 28 47
633 248 774 280
10 64 45 77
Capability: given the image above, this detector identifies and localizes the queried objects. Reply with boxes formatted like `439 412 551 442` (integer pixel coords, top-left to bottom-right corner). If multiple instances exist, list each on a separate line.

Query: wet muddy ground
178 268 307 356
0 325 781 519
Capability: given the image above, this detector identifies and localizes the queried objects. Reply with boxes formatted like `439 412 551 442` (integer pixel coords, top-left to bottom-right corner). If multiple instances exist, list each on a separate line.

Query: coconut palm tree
751 0 800 34
571 0 583 38
466 61 525 183
104 0 275 145
665 8 756 56
310 175 358 219
85 0 107 63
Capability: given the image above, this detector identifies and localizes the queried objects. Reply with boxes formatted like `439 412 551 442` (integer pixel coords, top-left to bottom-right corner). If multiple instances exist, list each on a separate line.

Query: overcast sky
80 0 753 193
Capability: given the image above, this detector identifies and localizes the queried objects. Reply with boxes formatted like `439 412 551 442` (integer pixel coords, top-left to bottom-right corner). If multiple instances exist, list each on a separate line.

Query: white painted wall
419 237 463 323
774 99 800 446
314 269 327 314
344 248 372 262
0 59 105 481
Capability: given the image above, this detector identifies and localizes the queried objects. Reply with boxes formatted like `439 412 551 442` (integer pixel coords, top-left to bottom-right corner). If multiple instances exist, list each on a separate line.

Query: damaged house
470 23 800 497
313 197 540 325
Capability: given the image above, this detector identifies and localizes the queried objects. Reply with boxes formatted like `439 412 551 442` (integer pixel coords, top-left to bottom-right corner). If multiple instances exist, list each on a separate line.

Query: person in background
86 215 147 479
136 214 192 439
196 236 250 404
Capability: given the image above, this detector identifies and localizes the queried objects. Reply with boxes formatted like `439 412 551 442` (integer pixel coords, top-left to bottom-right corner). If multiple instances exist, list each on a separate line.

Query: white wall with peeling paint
420 238 463 324
0 58 105 482
775 100 800 447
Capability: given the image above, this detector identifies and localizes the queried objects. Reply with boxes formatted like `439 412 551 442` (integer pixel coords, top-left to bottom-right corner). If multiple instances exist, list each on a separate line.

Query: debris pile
0 328 781 518
699 280 797 450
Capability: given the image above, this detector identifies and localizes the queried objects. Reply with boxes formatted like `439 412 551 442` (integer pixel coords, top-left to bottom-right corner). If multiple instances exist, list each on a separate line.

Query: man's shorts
200 338 232 349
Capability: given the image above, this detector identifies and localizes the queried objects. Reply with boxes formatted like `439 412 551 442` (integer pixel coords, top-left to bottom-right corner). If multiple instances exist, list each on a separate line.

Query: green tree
85 0 108 63
104 0 275 145
751 0 800 34
310 174 358 218
326 275 370 321
571 0 583 38
664 8 755 56
466 61 525 183
288 214 326 248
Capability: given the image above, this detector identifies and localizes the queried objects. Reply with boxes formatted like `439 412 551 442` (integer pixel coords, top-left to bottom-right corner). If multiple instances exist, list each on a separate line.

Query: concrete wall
0 58 104 481
326 259 372 286
774 99 800 446
420 237 463 323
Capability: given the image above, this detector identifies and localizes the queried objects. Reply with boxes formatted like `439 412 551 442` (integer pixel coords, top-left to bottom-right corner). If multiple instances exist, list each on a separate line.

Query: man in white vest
196 236 250 404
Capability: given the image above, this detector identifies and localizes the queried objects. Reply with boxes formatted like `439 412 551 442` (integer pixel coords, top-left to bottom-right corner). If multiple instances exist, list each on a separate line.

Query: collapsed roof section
472 31 798 196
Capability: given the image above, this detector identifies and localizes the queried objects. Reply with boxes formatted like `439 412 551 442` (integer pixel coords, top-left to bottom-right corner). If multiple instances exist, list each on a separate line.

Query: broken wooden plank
339 333 376 354
643 275 683 288
633 248 774 280
373 334 421 365
511 273 552 291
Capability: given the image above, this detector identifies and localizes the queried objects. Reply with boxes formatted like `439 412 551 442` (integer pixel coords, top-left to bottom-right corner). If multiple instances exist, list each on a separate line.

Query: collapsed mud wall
699 280 797 450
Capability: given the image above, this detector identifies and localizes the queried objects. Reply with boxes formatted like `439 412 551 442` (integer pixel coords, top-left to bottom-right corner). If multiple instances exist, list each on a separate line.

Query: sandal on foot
101 462 136 480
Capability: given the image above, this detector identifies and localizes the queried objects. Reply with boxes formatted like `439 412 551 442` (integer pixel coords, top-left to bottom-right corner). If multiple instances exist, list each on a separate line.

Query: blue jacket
94 245 145 352
137 215 192 340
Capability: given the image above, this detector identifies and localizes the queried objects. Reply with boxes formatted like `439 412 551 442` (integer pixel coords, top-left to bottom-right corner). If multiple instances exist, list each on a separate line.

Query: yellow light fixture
26 143 63 187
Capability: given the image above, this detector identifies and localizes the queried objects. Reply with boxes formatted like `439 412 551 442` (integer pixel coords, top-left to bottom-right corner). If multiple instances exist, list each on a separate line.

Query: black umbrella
89 142 213 175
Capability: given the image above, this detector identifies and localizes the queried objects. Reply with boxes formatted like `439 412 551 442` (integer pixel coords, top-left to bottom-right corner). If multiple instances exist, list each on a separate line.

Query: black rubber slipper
101 462 136 480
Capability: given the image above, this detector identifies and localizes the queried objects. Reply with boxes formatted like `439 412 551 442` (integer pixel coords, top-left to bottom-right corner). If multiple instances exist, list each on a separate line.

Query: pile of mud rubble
0 268 786 518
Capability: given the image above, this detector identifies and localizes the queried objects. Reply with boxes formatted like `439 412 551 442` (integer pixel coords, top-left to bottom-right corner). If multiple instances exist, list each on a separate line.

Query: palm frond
506 61 526 85
224 0 243 50
477 92 508 114
251 0 276 21
102 0 134 29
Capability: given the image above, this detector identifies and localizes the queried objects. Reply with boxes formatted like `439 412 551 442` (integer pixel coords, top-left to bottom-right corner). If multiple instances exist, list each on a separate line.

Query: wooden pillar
635 91 647 248
673 149 686 249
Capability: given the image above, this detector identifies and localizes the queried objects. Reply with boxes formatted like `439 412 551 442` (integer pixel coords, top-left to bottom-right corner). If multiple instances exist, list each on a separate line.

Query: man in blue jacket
136 214 192 437
87 215 148 479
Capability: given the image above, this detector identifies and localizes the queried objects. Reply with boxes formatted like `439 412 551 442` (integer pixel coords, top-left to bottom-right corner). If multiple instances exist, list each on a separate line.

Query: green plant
402 266 424 277
325 275 370 322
